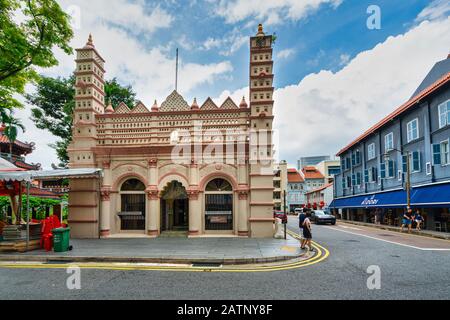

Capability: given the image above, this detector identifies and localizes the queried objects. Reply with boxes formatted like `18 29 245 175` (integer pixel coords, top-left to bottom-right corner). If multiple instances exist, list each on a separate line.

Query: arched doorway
119 178 146 231
204 178 233 230
160 181 189 232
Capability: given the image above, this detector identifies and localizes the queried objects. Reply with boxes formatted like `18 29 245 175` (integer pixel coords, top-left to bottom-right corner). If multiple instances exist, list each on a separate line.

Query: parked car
294 208 303 216
273 211 288 224
311 210 336 225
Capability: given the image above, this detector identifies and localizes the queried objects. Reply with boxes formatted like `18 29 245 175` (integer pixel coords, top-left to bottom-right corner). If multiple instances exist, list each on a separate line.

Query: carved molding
100 187 111 201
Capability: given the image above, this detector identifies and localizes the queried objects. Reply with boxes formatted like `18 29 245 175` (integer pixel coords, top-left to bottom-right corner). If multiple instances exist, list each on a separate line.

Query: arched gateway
160 181 189 232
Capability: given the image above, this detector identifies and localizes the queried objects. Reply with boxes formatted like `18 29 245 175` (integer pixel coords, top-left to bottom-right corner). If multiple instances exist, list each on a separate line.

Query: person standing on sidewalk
302 211 313 252
414 210 424 231
400 208 413 233
299 209 307 249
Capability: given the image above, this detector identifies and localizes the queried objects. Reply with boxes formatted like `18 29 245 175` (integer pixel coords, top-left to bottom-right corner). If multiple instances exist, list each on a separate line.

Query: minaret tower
248 24 275 237
68 34 106 168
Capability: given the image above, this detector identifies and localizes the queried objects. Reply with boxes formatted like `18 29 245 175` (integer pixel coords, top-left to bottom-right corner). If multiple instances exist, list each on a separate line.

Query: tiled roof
337 69 450 156
160 90 190 112
302 166 325 179
29 187 60 198
287 169 304 183
0 135 33 151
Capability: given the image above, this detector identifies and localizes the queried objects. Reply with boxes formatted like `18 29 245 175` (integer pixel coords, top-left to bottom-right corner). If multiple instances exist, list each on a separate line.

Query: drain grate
378 234 394 237
45 260 73 264
344 240 360 243
191 263 223 268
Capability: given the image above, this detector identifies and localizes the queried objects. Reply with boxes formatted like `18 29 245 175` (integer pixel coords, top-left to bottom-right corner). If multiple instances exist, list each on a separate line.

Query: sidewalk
0 234 304 265
340 220 450 240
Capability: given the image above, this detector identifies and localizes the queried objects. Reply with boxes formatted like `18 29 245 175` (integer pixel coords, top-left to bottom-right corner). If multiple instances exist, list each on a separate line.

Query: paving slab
0 234 302 265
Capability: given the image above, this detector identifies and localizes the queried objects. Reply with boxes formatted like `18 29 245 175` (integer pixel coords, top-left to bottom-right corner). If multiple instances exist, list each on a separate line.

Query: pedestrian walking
302 210 313 251
414 210 424 231
400 208 413 233
299 209 307 249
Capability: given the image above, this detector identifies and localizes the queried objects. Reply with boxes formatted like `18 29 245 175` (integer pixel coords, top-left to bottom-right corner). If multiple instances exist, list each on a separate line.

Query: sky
13 0 450 169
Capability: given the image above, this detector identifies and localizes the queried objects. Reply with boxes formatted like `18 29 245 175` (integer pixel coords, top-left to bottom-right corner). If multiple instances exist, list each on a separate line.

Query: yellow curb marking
0 231 329 273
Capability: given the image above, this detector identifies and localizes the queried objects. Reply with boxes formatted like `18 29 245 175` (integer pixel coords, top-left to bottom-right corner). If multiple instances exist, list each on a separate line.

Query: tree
0 0 73 112
27 76 137 168
2 112 25 159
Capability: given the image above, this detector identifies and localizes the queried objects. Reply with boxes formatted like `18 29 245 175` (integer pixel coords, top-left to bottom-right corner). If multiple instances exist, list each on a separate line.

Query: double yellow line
0 231 329 273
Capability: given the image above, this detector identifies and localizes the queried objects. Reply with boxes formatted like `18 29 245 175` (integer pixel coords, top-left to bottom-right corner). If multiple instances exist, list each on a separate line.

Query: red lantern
313 202 317 210
319 201 325 208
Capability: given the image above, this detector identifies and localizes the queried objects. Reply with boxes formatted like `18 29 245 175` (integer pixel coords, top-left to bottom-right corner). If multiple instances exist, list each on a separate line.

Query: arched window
205 178 233 231
119 179 145 231
205 178 232 192
121 179 145 191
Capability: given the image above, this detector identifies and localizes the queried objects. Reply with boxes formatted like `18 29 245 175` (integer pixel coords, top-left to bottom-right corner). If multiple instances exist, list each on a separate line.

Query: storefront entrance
160 181 189 232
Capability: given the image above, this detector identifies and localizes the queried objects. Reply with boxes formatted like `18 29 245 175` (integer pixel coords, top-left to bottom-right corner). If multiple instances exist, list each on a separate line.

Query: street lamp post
383 149 411 210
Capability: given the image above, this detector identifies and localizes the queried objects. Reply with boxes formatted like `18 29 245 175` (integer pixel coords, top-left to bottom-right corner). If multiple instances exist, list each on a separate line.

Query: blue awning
411 183 450 207
330 183 450 209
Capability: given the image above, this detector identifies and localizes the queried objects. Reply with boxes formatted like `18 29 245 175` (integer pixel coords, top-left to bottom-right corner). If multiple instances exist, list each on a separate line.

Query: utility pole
406 151 411 210
283 190 287 240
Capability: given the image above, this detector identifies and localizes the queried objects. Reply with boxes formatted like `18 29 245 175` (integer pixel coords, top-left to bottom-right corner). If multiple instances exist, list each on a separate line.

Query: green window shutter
380 163 386 179
351 153 356 166
433 144 441 165
388 160 395 178
402 155 408 173
364 169 369 183
357 172 362 185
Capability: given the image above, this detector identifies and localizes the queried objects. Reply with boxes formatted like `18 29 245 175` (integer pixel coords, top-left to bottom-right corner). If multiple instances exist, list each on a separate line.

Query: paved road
0 218 449 300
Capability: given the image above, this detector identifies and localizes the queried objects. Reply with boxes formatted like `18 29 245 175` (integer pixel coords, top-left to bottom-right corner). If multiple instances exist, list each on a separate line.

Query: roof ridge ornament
85 33 95 48
256 23 265 36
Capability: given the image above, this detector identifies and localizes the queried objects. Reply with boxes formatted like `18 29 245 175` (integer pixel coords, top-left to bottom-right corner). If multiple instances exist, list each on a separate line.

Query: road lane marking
324 226 450 251
0 234 330 273
340 226 362 231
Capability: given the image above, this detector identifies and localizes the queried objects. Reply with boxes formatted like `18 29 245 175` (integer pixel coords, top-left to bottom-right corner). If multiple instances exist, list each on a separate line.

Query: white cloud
215 17 450 164
339 53 350 66
277 49 295 60
274 18 450 162
416 0 450 22
200 28 248 56
215 0 342 25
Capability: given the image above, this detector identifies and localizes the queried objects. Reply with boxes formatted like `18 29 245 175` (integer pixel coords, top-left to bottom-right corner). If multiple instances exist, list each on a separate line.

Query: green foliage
0 0 73 111
0 195 63 221
27 76 137 167
105 78 136 109
2 112 25 157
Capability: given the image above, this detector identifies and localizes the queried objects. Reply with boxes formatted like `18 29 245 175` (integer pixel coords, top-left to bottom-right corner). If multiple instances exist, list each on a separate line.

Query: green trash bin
52 227 71 252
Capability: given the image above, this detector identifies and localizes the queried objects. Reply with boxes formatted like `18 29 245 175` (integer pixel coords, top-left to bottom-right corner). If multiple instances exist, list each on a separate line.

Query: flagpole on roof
175 48 179 92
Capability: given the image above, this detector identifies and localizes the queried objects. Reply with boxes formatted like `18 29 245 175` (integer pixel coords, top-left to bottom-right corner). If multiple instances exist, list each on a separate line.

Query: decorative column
100 187 111 237
187 189 201 236
100 160 111 237
146 158 159 236
238 190 249 236
188 160 201 236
